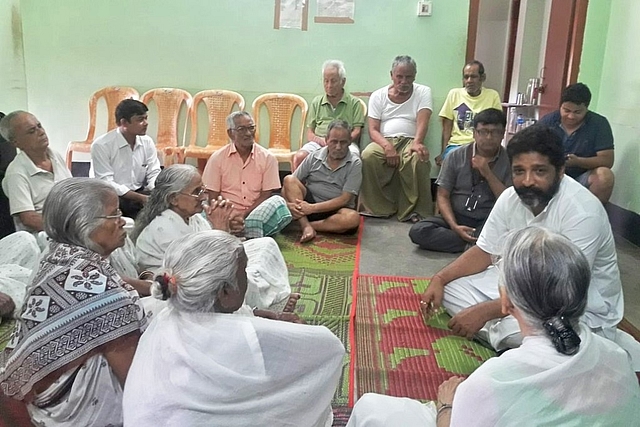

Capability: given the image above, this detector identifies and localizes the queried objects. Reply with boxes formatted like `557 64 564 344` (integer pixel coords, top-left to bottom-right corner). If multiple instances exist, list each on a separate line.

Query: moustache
515 186 546 199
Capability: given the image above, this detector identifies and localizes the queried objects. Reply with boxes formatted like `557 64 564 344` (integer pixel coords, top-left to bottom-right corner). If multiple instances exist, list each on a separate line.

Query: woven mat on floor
351 275 495 403
0 320 31 427
0 319 14 351
275 230 358 407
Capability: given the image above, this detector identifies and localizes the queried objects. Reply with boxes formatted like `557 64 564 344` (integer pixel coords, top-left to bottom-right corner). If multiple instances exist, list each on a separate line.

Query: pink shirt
202 143 281 211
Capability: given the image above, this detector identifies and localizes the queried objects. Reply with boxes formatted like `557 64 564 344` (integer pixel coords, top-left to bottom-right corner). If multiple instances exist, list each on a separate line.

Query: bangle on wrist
138 270 154 280
436 403 453 418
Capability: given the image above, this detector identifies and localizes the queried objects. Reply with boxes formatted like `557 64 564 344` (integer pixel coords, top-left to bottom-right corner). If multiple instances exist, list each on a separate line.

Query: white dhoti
442 266 521 351
243 237 291 310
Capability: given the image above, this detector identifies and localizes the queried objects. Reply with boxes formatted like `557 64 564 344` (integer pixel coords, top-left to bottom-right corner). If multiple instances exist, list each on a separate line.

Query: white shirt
477 176 623 333
368 83 433 138
90 128 161 196
1 148 72 231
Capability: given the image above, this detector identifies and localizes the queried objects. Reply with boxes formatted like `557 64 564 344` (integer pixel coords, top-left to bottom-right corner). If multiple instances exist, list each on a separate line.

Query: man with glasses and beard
419 125 636 365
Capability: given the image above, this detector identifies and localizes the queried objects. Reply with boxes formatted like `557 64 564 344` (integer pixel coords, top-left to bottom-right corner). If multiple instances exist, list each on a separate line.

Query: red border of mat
347 215 364 406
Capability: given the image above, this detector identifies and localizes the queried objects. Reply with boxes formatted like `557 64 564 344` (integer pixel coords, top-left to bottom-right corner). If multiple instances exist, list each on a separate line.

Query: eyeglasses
180 187 206 198
97 209 123 220
474 128 504 137
232 125 256 133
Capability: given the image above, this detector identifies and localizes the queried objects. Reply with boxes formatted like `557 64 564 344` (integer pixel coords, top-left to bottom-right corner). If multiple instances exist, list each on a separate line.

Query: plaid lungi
244 195 292 239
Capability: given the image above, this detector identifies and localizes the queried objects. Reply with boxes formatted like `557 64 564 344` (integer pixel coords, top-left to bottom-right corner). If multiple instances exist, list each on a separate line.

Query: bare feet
282 293 301 313
300 225 316 243
0 292 16 318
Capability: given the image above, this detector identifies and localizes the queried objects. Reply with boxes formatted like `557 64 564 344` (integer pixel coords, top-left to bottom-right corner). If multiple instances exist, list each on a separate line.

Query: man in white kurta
347 326 640 426
123 305 345 427
445 176 623 350
135 209 291 310
420 125 639 365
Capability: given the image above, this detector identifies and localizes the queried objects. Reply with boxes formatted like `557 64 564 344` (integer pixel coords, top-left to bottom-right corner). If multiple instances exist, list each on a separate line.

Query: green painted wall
0 0 27 111
19 0 471 167
578 0 611 110
580 0 640 213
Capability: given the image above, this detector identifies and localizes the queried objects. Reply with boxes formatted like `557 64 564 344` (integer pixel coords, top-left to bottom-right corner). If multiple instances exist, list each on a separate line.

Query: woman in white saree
347 226 640 427
132 164 293 310
123 230 344 427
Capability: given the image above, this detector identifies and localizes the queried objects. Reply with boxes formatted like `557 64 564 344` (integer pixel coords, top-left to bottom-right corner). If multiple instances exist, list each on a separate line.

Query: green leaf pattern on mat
432 336 495 374
389 347 431 369
382 309 419 324
425 309 451 330
411 279 430 295
379 280 409 293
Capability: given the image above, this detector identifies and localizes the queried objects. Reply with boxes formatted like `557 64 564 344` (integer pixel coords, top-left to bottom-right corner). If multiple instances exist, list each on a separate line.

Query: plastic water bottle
507 107 517 133
515 114 525 133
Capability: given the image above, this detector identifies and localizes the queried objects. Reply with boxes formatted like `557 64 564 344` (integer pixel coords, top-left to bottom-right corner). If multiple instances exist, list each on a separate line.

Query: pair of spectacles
97 209 123 220
180 187 206 198
474 128 504 137
232 125 256 133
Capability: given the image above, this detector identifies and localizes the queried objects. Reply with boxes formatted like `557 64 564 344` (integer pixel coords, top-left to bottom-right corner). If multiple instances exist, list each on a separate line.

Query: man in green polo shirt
292 60 365 170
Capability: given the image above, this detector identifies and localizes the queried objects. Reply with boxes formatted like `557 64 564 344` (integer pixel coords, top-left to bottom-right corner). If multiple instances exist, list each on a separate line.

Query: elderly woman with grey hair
123 230 344 427
347 226 640 427
133 164 296 311
0 178 147 427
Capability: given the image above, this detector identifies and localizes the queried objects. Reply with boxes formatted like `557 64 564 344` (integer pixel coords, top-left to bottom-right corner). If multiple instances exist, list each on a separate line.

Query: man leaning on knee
539 82 615 203
409 108 511 253
359 55 433 222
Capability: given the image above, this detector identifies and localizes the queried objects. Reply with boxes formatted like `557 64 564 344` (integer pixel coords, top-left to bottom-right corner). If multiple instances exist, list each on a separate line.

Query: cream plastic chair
173 90 244 171
141 88 192 166
252 93 308 170
66 86 139 170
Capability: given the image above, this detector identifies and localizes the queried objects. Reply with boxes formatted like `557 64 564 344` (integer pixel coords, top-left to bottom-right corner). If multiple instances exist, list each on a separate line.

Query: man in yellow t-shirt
436 60 501 166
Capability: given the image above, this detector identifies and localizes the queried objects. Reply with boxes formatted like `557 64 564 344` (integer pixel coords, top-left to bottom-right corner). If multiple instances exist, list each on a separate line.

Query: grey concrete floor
358 217 640 327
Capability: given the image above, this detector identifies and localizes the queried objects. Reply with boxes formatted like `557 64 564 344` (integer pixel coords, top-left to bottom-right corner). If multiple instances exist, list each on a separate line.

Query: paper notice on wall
277 0 306 30
315 0 355 23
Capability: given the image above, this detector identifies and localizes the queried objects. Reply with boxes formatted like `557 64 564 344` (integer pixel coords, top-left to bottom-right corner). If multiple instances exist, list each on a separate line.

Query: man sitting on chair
91 99 162 219
202 111 291 239
0 111 71 233
283 119 361 243
292 59 365 170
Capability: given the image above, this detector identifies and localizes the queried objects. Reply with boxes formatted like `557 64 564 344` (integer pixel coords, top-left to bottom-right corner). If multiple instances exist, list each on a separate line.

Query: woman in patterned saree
0 178 147 426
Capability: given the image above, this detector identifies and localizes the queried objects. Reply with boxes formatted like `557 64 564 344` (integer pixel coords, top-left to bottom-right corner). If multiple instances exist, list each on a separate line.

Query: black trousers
119 188 151 219
408 215 485 253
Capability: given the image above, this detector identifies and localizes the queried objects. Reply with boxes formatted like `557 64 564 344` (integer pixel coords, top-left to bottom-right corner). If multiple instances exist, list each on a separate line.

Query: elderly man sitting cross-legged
282 120 361 243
